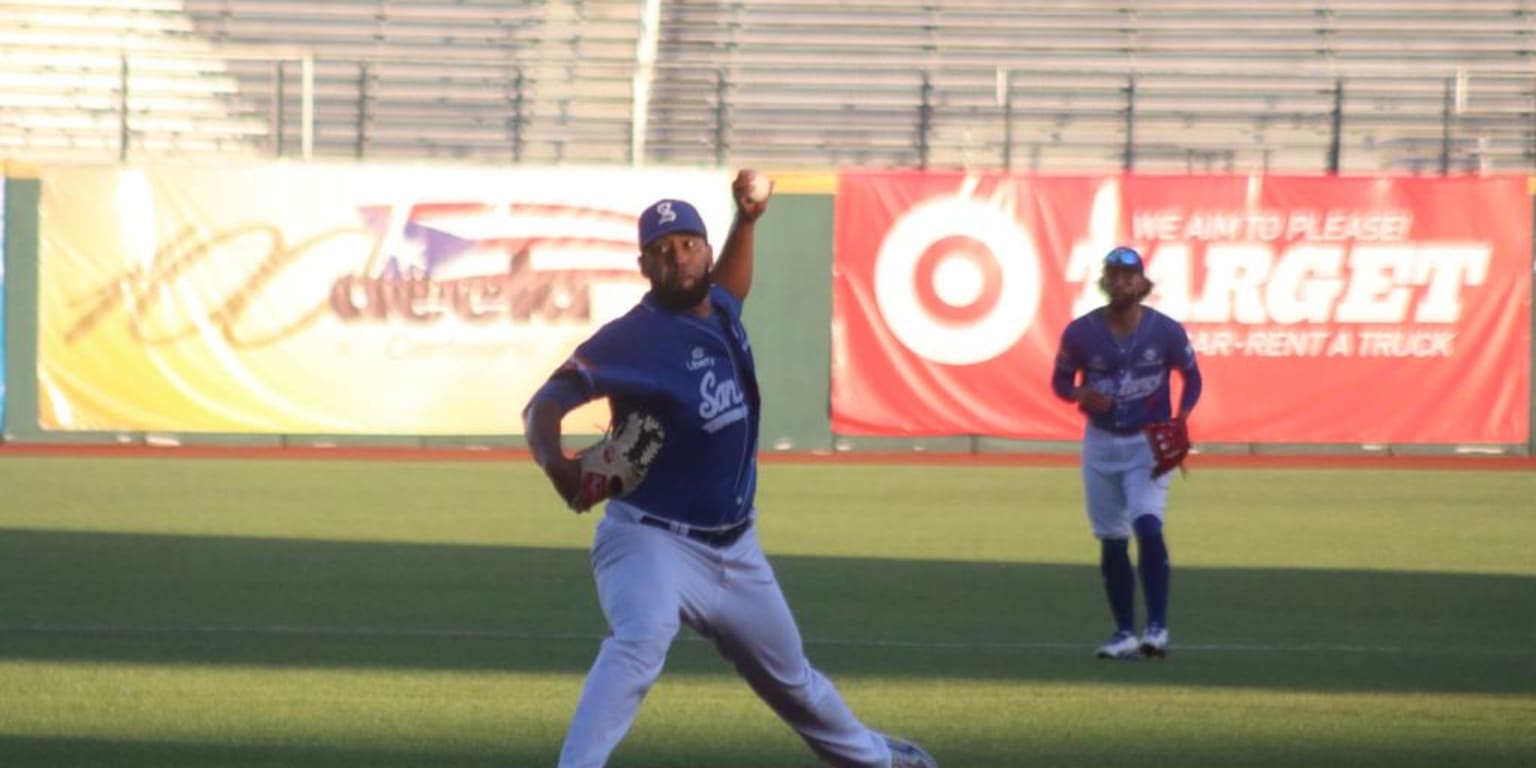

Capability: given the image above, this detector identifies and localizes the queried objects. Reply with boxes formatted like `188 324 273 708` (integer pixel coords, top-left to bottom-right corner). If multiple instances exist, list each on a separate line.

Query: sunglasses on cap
1103 246 1144 270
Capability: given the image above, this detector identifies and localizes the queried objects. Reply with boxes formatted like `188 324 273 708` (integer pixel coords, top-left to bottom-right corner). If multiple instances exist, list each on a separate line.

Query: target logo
873 196 1041 365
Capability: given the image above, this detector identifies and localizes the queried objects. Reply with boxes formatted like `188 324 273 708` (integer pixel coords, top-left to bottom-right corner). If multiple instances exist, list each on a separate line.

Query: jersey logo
686 346 716 371
698 370 748 433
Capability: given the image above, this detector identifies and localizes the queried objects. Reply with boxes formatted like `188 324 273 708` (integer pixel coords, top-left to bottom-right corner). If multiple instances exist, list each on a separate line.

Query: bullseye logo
873 196 1041 365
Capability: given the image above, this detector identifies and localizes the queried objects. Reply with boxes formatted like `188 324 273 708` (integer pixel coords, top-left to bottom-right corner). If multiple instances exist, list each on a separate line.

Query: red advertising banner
832 172 1532 444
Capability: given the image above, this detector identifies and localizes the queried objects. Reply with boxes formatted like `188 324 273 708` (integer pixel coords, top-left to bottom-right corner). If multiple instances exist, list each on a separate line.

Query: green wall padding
744 193 835 452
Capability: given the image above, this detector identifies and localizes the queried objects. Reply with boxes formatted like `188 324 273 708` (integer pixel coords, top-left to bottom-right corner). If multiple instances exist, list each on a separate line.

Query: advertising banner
833 172 1531 444
39 166 735 434
1 177 6 427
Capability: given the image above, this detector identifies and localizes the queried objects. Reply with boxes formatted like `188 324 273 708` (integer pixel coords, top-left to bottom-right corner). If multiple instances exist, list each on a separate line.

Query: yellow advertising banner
39 165 736 433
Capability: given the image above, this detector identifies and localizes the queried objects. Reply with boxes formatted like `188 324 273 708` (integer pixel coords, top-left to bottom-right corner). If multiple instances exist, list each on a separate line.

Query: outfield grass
0 455 1532 767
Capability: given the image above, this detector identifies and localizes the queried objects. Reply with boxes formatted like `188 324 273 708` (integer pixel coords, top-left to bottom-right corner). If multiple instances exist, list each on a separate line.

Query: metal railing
0 42 312 163
4 43 1533 175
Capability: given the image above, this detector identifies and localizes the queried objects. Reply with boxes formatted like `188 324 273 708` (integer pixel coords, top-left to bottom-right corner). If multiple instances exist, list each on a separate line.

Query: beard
1105 278 1150 311
1107 292 1140 311
652 273 712 312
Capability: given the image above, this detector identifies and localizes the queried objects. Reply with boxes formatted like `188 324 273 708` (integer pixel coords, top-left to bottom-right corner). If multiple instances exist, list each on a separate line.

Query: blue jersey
553 285 760 528
1051 306 1202 434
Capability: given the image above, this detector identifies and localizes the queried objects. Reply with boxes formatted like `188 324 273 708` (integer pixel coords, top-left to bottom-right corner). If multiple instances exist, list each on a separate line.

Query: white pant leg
1081 425 1169 538
1122 457 1171 523
558 516 684 768
1081 426 1132 539
702 527 892 768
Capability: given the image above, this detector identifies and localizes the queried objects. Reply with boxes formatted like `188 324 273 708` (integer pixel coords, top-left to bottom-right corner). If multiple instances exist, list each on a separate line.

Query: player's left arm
1171 324 1203 422
712 169 770 303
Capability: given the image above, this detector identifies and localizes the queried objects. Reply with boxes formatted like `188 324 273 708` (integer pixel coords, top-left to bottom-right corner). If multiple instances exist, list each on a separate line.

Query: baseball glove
570 411 665 512
1143 419 1191 479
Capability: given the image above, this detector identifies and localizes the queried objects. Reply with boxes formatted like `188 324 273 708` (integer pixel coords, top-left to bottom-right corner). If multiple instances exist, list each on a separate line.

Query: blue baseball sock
1134 515 1170 630
1099 538 1135 634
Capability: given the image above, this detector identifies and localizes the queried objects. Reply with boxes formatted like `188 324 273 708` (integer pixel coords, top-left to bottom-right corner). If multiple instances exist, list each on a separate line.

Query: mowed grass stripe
4 621 1534 659
1 455 1532 767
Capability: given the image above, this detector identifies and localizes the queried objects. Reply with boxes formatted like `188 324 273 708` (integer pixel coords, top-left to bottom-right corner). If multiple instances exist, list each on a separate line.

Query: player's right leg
703 526 903 768
1094 537 1140 659
558 516 684 768
1082 436 1137 657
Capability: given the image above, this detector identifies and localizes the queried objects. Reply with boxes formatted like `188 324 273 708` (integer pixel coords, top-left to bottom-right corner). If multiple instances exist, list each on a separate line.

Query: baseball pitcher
1051 246 1203 659
522 171 938 767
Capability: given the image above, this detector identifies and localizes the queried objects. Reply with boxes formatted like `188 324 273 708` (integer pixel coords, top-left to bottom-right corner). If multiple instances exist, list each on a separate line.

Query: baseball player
522 171 938 768
1050 246 1203 659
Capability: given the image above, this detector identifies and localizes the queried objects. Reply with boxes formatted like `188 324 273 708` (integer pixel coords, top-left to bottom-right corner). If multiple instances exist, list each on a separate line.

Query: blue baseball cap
638 199 708 249
1103 246 1144 271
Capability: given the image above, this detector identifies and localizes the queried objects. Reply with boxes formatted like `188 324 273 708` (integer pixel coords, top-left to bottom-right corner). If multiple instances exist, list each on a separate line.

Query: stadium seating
0 0 1530 171
0 0 269 161
180 0 636 162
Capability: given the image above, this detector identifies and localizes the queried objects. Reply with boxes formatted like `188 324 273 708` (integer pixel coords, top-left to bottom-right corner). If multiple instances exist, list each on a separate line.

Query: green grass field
0 455 1532 767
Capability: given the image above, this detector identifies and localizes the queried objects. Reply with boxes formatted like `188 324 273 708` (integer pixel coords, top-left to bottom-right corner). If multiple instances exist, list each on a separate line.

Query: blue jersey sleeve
525 371 593 416
1169 324 1203 415
1050 323 1082 402
710 284 744 324
564 319 664 401
560 287 741 404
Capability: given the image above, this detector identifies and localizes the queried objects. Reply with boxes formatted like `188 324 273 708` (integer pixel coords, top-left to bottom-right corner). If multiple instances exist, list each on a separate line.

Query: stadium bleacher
0 0 1530 172
0 0 271 160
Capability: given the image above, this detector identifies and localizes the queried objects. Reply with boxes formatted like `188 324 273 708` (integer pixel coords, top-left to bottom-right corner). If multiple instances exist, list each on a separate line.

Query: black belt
639 515 753 548
1105 425 1145 437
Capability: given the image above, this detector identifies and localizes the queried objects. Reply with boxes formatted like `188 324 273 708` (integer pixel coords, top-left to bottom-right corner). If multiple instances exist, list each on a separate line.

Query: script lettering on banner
38 166 735 434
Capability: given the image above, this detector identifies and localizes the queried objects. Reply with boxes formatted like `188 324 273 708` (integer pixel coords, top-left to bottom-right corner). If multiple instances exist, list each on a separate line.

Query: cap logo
639 198 707 249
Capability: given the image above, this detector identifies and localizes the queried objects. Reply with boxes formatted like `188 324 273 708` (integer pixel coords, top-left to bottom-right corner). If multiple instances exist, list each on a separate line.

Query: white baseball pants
1081 424 1171 538
557 507 893 768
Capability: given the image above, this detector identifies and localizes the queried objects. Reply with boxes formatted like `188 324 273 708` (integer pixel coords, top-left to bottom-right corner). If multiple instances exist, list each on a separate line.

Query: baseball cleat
1139 626 1169 658
1095 630 1141 659
886 736 939 768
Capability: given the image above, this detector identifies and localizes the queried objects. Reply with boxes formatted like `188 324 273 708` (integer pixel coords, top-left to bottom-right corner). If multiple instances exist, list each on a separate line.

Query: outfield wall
3 167 1532 456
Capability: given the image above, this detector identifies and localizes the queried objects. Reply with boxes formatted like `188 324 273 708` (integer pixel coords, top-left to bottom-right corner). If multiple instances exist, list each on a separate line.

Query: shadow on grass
0 734 850 768
2 725 1531 768
0 735 535 768
1 528 1532 695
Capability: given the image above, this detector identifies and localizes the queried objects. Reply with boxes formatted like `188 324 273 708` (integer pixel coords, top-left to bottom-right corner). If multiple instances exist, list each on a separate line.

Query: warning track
1 442 1531 471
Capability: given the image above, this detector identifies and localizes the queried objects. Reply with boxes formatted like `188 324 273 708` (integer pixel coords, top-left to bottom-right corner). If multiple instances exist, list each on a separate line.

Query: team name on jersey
698 370 748 433
1116 372 1166 400
1083 370 1167 400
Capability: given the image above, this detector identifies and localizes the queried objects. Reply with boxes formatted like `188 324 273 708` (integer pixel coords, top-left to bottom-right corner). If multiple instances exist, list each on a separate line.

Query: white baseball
746 173 773 203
